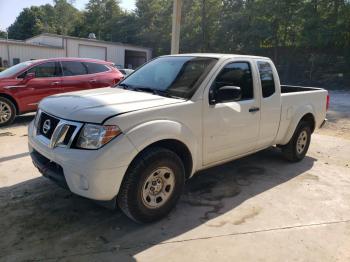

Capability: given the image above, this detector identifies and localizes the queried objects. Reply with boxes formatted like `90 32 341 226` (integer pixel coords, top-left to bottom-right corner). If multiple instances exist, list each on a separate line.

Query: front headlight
76 124 122 149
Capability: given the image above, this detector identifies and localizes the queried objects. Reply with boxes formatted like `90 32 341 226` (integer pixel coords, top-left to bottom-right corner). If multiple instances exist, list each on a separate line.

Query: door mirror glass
210 85 242 104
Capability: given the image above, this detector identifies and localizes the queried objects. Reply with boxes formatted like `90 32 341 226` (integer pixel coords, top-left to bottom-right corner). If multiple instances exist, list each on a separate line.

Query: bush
0 67 5 72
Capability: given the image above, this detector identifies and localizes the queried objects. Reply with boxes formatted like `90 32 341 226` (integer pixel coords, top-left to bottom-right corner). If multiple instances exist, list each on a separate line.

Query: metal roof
0 38 64 49
26 33 152 51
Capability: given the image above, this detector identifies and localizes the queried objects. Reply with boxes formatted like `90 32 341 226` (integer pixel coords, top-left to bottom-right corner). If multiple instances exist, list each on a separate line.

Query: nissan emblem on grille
42 119 51 134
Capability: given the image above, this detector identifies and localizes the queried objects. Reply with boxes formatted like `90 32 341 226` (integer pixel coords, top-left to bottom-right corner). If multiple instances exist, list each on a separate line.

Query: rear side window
27 62 62 78
61 61 87 76
84 62 109 74
213 62 253 100
258 61 275 98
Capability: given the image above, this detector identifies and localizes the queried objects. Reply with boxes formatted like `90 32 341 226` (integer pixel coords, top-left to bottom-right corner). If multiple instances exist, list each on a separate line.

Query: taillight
326 94 330 111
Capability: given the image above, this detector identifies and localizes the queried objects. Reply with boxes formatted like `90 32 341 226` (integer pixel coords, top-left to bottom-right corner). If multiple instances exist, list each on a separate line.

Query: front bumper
31 149 68 189
28 120 138 201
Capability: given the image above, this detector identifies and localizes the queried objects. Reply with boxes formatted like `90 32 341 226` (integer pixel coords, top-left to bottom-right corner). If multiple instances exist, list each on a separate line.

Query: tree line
2 0 350 87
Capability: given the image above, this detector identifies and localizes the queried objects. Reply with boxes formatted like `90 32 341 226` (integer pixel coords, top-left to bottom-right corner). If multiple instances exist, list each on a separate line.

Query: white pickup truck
28 54 328 223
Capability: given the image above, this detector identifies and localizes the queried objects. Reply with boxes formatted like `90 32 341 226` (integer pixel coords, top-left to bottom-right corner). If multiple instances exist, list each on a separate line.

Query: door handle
51 81 60 86
249 107 260 113
89 79 97 83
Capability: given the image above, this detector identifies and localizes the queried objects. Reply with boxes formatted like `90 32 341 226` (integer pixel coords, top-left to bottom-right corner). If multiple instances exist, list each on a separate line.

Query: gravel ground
0 90 349 262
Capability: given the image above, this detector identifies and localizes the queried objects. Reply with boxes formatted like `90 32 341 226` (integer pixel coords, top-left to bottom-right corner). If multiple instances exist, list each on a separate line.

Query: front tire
0 97 16 127
117 147 185 223
281 121 312 162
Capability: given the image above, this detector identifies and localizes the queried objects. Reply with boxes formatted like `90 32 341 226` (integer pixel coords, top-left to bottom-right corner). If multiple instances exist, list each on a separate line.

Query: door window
213 62 253 100
84 62 109 74
27 62 62 78
61 61 88 76
257 61 275 98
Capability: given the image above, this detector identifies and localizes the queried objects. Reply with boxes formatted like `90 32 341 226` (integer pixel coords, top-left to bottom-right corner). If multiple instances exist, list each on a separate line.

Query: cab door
255 60 281 148
19 61 63 112
83 62 115 89
202 60 261 165
60 61 93 92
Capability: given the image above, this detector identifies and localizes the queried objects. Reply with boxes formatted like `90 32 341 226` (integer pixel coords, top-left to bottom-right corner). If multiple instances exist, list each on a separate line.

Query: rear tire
281 121 311 162
117 147 185 223
0 97 16 127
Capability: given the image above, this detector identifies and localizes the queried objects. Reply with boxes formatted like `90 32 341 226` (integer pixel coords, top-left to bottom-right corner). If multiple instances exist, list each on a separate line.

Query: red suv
0 58 123 126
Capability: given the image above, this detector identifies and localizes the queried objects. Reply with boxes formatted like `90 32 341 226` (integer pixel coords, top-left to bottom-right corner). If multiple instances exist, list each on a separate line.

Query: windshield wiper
118 84 184 100
117 83 133 89
133 87 176 98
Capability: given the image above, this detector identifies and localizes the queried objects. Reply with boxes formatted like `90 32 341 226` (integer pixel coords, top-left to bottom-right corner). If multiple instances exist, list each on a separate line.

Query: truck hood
39 87 184 123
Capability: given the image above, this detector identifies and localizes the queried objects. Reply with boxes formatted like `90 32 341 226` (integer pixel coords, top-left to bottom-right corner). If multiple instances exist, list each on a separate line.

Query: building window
13 58 20 65
0 57 2 67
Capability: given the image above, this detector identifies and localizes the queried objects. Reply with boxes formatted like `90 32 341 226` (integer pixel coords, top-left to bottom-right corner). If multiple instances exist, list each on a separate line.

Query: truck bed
275 85 328 145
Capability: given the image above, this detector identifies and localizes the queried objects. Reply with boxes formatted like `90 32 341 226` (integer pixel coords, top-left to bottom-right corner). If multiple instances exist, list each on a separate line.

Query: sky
0 0 136 31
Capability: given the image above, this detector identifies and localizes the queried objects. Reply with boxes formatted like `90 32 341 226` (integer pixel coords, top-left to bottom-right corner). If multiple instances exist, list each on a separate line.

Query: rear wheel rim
141 167 176 209
0 101 12 124
296 130 308 154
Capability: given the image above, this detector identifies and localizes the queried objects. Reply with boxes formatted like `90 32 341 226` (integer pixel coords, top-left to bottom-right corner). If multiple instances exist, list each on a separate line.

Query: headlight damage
76 124 122 149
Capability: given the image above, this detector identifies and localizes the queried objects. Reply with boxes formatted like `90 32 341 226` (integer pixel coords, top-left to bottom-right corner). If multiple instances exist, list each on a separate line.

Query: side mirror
23 72 35 83
209 85 242 105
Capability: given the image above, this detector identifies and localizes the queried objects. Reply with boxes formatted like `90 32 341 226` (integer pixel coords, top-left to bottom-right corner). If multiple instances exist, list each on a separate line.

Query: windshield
118 56 217 99
0 61 35 78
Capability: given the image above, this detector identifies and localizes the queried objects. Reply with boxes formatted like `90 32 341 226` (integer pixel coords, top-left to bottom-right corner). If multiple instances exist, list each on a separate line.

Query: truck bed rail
281 85 322 93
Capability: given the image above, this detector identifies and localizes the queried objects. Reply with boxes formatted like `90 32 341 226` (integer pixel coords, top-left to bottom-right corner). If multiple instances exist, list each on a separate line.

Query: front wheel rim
141 167 176 209
296 130 308 154
0 101 12 124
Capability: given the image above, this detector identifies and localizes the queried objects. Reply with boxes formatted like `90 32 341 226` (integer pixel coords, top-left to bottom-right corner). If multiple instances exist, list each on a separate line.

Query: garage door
78 45 106 61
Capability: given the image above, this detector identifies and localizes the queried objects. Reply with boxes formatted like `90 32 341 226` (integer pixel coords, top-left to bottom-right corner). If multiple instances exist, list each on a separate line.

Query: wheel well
0 93 18 114
300 113 315 133
139 139 193 179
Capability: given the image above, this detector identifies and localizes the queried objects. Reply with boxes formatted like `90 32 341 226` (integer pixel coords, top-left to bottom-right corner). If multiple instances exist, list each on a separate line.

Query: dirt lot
0 91 350 262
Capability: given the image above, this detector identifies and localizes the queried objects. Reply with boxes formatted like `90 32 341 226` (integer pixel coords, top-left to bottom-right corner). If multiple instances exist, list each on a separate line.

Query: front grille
35 111 83 149
38 112 60 139
62 125 77 145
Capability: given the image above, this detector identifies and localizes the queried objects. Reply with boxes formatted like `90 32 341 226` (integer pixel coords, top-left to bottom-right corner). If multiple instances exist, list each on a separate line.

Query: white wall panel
1 34 152 67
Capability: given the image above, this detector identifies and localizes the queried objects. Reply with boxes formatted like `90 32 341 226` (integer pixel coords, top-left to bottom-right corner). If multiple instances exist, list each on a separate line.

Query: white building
0 33 152 69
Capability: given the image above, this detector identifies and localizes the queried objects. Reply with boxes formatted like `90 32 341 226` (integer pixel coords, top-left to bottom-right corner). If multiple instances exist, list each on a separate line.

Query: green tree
7 1 80 39
8 6 47 39
0 30 7 38
135 0 173 55
54 0 82 35
76 0 123 40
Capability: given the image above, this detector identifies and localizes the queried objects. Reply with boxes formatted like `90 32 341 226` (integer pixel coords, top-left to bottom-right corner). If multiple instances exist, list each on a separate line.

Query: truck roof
162 53 271 60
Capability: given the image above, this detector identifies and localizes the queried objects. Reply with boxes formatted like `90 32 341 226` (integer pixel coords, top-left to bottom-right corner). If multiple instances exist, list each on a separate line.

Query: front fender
280 104 315 145
125 120 199 174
